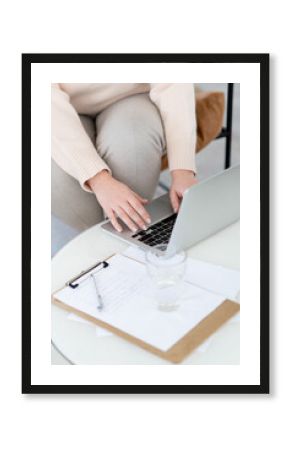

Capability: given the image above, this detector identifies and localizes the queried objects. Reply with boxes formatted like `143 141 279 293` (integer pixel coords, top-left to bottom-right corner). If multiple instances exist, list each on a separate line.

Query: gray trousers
51 93 165 231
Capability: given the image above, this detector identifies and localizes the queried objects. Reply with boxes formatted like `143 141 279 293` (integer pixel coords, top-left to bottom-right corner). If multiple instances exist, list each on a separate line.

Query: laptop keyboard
132 213 177 247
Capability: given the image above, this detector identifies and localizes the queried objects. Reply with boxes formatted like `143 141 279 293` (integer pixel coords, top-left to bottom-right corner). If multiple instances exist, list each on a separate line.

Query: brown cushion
161 90 225 170
195 91 225 152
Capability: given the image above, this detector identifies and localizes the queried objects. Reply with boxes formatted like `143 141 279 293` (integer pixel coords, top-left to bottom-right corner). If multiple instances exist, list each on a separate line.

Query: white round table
52 221 240 364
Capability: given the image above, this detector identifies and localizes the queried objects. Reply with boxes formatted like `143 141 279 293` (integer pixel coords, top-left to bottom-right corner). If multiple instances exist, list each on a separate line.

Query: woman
51 83 198 232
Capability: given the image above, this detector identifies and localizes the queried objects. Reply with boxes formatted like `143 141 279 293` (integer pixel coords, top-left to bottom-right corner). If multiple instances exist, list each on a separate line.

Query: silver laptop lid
167 165 240 254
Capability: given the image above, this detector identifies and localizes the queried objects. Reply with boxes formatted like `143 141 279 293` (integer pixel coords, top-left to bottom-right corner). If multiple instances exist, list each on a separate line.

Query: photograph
22 53 269 393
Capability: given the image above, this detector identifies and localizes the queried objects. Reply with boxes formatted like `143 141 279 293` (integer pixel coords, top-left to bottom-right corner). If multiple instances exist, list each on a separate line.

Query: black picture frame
22 53 269 394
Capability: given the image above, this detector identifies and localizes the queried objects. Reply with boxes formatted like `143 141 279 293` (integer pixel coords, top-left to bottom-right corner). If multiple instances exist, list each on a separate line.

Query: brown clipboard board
52 254 240 364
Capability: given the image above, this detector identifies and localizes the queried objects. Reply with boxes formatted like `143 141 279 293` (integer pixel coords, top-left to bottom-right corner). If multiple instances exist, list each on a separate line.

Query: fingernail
133 227 138 232
146 218 151 224
117 227 122 232
142 225 147 230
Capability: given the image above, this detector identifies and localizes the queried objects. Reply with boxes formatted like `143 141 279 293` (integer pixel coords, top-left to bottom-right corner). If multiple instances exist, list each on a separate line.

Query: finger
170 189 180 213
134 192 149 204
108 210 123 232
129 197 151 225
115 207 139 233
123 202 148 230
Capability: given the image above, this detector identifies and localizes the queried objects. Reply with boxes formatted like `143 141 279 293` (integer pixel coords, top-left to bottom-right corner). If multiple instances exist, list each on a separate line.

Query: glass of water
145 244 187 312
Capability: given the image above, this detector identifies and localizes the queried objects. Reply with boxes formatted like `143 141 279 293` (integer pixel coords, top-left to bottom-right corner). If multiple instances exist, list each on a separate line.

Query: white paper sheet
56 254 228 352
67 313 112 337
122 245 240 299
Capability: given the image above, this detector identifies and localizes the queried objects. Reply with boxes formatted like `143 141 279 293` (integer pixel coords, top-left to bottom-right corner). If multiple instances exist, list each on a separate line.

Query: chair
216 83 234 169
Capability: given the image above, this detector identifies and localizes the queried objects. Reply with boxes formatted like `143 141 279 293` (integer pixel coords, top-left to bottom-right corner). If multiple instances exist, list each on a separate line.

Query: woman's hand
88 170 151 233
170 169 198 213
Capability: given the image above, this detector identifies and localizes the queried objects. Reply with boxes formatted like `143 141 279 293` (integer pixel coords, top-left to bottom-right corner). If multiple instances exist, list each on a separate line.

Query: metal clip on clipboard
65 260 110 311
66 260 109 289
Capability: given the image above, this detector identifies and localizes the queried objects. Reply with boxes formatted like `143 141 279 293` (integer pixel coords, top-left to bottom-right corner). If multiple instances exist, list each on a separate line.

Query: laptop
101 165 240 254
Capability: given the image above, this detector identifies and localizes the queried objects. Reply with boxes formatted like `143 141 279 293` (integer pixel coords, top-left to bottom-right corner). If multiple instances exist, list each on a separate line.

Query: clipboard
52 253 240 364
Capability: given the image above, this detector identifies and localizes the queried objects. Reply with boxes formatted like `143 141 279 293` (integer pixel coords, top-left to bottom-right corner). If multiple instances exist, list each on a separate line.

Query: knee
96 93 165 163
96 94 166 199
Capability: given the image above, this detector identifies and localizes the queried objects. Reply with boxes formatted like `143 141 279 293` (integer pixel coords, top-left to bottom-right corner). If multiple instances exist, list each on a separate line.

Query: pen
90 273 104 311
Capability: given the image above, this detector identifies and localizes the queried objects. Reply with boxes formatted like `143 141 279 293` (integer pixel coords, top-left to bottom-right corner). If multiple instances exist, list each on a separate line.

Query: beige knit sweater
51 83 197 190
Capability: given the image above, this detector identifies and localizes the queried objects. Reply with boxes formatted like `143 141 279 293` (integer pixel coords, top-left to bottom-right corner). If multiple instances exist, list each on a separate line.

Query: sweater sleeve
149 83 197 174
51 83 111 192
